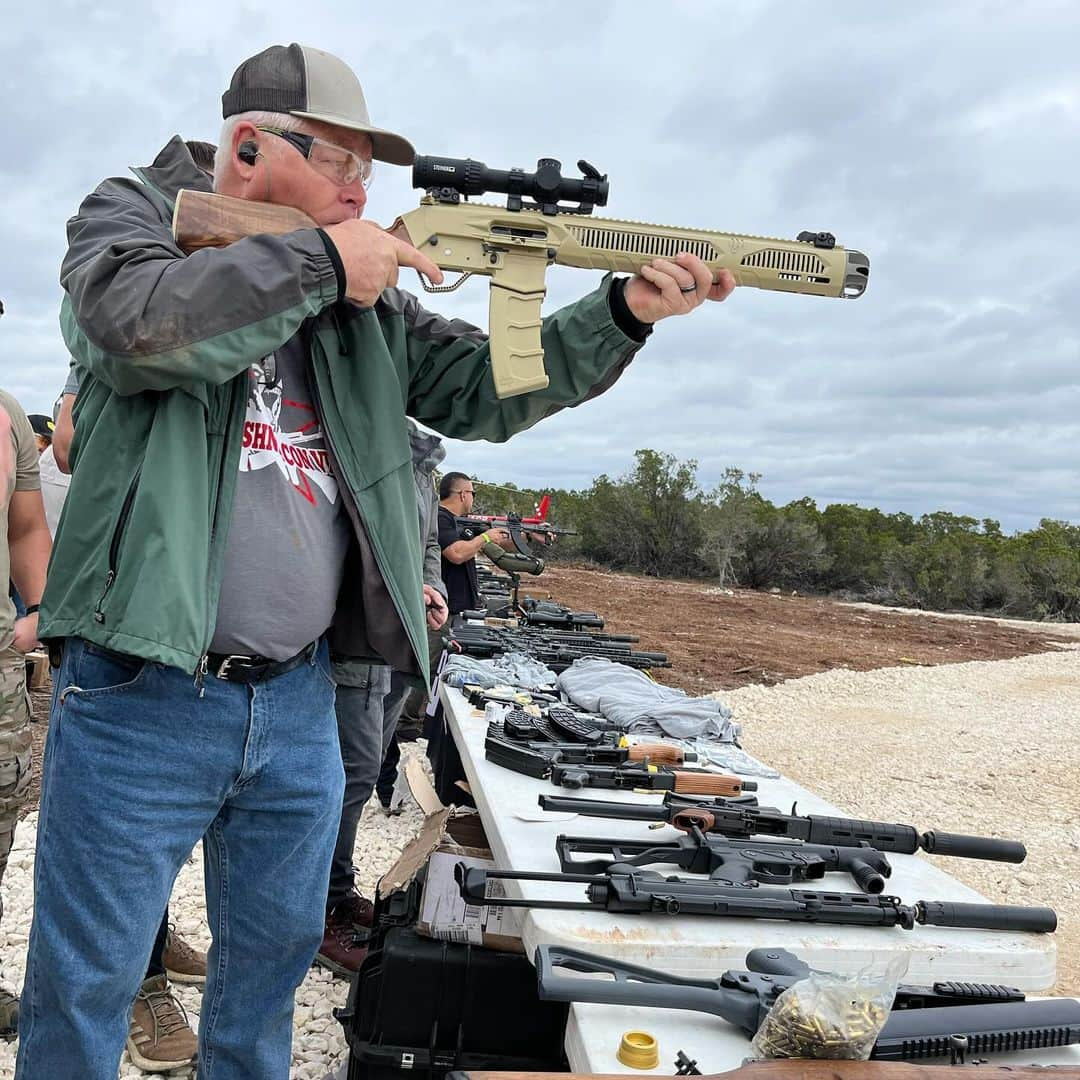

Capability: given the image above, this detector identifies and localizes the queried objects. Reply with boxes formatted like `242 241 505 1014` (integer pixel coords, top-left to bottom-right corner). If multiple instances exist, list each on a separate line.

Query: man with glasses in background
19 42 732 1077
437 473 512 618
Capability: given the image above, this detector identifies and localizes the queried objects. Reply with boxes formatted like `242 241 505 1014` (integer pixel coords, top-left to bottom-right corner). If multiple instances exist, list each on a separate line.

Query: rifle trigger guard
419 270 474 294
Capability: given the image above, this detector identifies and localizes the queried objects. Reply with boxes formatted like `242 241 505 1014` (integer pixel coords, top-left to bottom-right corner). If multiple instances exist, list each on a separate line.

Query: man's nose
342 182 368 215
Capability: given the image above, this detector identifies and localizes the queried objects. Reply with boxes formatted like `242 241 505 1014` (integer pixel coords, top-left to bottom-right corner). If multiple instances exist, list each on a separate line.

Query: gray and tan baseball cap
222 43 415 165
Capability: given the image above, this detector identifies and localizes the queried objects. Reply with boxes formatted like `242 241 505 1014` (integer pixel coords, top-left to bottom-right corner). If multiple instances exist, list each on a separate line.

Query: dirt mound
524 564 1079 693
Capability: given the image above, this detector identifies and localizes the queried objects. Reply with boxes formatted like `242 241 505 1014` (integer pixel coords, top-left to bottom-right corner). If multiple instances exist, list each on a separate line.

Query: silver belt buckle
216 655 242 680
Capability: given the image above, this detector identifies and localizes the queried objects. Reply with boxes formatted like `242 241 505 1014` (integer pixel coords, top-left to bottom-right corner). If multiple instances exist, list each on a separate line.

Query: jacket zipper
195 377 245 689
93 464 143 624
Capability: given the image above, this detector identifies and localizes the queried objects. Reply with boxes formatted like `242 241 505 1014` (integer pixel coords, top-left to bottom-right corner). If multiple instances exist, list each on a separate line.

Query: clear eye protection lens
309 138 374 190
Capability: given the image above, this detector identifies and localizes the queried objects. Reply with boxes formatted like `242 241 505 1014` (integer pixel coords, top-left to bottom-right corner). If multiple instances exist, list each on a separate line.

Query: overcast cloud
3 1 1078 531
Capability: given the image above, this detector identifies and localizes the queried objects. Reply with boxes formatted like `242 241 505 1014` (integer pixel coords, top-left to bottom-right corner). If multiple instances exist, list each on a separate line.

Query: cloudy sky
3 2 1078 532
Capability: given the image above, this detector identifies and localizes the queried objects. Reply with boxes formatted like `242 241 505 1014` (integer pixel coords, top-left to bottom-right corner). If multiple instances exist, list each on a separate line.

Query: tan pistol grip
487 254 549 398
671 772 746 797
626 744 685 766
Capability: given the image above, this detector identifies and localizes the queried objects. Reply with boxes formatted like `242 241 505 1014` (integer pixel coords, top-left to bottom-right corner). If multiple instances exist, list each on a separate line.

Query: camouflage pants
0 644 32 925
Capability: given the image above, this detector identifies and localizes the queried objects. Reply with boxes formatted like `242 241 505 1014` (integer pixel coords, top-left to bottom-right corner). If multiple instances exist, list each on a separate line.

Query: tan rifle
172 156 869 399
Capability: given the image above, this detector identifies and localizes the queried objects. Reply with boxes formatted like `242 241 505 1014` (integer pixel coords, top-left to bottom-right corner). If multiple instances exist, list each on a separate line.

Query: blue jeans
17 637 344 1079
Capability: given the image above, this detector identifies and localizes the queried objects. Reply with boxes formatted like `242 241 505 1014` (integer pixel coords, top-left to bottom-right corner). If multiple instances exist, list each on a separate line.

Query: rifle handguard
625 744 688 766
671 771 750 797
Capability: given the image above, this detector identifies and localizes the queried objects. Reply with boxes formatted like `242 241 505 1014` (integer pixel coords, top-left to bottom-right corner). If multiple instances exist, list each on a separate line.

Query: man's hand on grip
323 220 444 306
625 252 735 324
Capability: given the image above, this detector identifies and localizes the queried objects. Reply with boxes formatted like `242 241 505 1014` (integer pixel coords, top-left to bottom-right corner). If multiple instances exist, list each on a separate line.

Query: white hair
213 111 306 191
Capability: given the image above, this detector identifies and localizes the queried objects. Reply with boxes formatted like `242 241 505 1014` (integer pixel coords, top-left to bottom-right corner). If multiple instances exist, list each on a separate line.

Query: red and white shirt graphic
240 360 339 507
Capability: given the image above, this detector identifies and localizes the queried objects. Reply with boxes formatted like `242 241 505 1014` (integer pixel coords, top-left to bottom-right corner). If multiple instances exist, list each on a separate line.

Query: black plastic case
338 923 569 1080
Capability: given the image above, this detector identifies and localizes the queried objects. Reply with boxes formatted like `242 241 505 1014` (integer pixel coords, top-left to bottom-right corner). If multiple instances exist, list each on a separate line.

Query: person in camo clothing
0 382 52 1039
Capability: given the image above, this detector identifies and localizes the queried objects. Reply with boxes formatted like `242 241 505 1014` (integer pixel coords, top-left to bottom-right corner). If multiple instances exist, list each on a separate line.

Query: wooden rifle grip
670 771 747 797
671 808 718 833
171 190 319 253
626 744 685 766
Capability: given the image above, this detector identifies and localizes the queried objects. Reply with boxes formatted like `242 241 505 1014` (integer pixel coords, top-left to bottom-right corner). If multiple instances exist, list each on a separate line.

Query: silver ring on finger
679 282 697 293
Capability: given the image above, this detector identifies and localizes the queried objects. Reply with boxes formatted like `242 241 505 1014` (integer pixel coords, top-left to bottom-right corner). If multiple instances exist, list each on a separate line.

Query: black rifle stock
447 1060 1080 1079
534 945 1080 1062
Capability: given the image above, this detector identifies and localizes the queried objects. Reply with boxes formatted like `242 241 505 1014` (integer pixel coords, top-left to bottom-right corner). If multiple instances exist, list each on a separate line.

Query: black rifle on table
447 1062 1076 1080
538 791 1027 864
518 596 604 629
555 827 893 893
534 944 1080 1062
449 619 670 671
487 733 753 796
486 727 696 777
455 864 1057 933
552 762 756 797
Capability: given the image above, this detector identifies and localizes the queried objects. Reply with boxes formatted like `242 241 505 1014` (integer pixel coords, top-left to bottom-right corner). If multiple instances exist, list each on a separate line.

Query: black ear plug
238 140 259 165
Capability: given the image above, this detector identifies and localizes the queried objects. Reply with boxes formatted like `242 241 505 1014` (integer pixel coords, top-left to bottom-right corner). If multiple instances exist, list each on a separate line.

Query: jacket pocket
93 464 143 625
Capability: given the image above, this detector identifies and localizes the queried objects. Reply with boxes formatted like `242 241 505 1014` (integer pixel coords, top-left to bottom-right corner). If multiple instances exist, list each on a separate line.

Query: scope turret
412 155 609 215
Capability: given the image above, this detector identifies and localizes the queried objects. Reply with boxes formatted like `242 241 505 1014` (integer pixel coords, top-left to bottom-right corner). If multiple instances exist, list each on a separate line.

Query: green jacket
41 137 643 677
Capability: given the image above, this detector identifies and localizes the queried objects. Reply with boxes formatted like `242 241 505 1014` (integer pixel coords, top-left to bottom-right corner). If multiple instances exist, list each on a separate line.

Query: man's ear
232 122 261 171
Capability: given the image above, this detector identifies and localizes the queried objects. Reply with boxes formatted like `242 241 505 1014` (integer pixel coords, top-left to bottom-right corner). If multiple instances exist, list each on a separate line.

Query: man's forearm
9 521 51 604
53 393 76 473
441 535 489 564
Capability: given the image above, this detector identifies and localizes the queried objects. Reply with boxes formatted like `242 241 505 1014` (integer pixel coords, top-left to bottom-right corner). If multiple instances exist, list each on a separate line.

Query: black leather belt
204 640 319 683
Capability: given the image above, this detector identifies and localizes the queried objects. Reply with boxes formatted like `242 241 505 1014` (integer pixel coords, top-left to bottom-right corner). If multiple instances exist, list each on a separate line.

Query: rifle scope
412 156 609 215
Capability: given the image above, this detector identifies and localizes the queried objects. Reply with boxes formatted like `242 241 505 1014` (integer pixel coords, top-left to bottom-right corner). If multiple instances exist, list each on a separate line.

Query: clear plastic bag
751 954 907 1060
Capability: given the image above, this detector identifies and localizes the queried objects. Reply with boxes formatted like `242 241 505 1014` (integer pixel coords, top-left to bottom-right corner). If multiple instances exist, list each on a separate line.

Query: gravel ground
725 648 1080 996
2 650 1076 1077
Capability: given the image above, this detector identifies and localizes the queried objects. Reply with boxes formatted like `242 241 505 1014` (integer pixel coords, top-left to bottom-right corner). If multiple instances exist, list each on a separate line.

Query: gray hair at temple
212 111 306 191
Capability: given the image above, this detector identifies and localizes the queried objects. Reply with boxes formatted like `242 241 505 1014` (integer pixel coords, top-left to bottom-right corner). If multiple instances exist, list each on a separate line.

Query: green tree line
473 450 1080 621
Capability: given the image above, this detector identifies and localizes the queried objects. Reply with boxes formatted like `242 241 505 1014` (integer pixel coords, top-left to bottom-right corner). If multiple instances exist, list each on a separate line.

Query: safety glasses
256 126 374 190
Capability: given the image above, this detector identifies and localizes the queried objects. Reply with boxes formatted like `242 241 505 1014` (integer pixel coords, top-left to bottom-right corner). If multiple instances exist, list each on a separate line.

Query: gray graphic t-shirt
211 338 352 660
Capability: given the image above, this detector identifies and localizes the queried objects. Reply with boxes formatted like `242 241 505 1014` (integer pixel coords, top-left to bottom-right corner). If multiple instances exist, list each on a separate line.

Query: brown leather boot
315 915 369 977
332 890 375 930
314 891 374 976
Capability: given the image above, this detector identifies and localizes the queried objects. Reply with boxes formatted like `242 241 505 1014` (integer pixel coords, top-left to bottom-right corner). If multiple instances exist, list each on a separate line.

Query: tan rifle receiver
172 187 869 399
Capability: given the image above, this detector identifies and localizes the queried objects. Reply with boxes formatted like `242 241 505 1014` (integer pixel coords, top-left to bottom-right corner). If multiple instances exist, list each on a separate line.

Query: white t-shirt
38 444 70 538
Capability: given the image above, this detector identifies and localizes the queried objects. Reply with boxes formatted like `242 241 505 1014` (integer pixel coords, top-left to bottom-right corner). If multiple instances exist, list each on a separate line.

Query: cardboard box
378 757 522 952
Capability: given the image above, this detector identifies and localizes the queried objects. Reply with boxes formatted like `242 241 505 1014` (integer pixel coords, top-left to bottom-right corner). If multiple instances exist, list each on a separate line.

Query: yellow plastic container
617 1030 659 1069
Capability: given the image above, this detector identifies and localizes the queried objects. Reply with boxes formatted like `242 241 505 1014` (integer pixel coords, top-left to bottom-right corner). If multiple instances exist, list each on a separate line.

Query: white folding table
439 684 1068 1070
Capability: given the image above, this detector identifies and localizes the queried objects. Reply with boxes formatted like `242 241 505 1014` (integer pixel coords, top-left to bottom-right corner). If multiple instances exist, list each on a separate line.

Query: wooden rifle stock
172 190 317 252
450 1063 1080 1080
